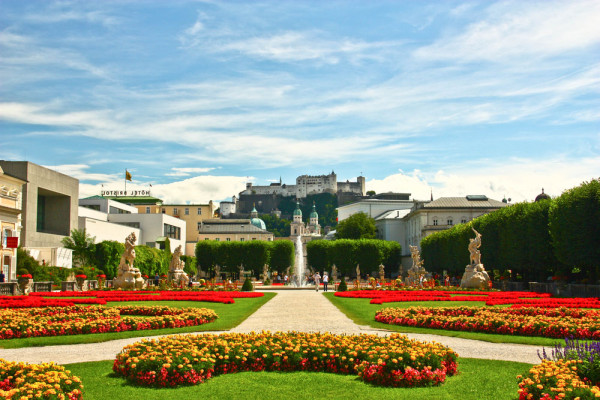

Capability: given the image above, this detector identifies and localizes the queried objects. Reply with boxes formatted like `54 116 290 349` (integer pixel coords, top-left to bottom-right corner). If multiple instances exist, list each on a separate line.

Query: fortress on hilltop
240 171 365 199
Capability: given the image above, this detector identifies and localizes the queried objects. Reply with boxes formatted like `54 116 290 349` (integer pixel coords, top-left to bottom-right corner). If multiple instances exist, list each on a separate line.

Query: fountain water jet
293 235 307 287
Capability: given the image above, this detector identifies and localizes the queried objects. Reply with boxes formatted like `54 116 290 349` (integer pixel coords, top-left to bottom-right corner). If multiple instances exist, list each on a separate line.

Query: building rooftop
104 196 163 205
423 196 507 209
198 220 270 234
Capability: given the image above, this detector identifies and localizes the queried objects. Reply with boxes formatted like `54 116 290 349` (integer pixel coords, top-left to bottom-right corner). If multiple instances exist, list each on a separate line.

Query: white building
220 195 237 217
337 198 415 222
0 161 77 268
79 196 187 254
1 166 25 280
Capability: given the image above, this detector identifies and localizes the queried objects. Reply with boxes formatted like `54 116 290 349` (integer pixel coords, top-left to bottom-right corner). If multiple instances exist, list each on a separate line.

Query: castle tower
357 175 366 196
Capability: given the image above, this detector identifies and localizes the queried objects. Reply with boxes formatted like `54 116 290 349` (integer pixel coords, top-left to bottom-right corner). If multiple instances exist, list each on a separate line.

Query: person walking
322 272 329 292
314 271 321 292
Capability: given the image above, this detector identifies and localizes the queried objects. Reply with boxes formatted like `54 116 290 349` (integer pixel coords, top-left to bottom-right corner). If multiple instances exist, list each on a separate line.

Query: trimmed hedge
195 240 295 277
306 239 401 277
421 179 600 281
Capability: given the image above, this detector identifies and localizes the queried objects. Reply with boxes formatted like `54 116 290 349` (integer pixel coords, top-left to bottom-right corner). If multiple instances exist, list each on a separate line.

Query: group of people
312 271 329 292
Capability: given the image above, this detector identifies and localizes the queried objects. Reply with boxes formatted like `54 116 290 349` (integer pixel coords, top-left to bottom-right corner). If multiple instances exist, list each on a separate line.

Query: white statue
461 228 491 289
406 245 427 286
379 264 385 281
113 233 145 290
168 245 189 287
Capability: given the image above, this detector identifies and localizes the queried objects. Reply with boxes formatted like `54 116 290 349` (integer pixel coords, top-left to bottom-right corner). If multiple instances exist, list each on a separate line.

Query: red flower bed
375 306 600 339
24 290 263 306
0 305 218 340
335 290 556 305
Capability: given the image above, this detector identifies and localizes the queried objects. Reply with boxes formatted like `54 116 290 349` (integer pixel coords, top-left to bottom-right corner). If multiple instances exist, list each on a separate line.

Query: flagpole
125 169 127 194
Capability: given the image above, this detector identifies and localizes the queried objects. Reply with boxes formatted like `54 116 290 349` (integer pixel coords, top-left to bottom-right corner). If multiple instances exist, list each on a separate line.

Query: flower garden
4 283 600 399
0 359 83 400
113 332 458 388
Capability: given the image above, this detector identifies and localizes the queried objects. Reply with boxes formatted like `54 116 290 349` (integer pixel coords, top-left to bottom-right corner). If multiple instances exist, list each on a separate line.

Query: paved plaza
0 290 542 365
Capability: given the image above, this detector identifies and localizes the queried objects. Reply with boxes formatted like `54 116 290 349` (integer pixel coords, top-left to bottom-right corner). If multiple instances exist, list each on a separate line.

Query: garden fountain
293 235 307 287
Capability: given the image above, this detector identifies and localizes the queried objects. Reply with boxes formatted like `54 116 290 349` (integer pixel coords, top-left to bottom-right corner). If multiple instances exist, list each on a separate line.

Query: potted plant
75 273 87 291
17 269 33 295
96 273 107 289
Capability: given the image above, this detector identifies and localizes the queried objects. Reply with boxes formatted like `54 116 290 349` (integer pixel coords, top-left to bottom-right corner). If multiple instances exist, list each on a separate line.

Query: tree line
420 179 600 282
306 239 402 278
195 240 294 277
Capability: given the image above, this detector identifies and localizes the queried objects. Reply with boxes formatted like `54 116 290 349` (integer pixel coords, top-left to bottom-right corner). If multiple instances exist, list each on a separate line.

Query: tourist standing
154 273 159 286
314 271 321 292
322 272 328 292
284 274 288 285
0 271 4 283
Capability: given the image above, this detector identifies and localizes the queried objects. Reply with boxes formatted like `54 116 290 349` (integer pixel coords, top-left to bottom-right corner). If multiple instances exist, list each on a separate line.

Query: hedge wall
306 239 401 277
421 179 600 281
195 240 294 277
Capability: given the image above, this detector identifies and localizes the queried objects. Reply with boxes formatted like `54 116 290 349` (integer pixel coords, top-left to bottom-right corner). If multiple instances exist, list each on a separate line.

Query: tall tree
335 212 377 239
61 229 96 267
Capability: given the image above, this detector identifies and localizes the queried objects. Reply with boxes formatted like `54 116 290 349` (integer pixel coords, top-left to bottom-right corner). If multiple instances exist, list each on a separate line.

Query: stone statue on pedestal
460 228 491 289
113 232 145 290
168 245 189 287
331 264 338 283
406 245 427 286
379 264 385 281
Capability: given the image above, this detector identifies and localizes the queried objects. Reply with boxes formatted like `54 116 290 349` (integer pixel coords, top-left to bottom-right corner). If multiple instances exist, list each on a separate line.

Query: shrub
241 278 254 292
337 277 347 292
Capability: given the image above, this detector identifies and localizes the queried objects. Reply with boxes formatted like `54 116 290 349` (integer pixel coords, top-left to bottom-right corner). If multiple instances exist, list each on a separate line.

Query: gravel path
0 290 544 365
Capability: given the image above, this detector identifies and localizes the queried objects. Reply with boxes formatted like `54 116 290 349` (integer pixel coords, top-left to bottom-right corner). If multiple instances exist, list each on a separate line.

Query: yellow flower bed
114 331 458 388
0 359 83 399
517 359 600 399
0 305 218 339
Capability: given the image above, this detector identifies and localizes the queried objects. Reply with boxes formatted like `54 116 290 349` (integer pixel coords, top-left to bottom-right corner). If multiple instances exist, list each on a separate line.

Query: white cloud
165 167 216 177
367 157 600 203
42 164 117 182
414 0 600 63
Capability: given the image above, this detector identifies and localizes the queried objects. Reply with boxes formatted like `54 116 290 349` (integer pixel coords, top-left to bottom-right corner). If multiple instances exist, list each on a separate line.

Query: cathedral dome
293 202 302 216
535 188 551 202
309 203 318 219
251 217 267 230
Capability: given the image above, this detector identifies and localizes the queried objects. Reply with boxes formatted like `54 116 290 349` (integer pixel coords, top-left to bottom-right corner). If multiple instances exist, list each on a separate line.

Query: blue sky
1 0 598 204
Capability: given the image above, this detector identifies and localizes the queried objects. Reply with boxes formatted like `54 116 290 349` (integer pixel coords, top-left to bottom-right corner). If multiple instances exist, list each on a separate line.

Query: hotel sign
101 190 151 197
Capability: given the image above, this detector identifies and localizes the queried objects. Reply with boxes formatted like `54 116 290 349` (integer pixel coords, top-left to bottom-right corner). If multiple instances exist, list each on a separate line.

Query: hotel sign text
101 190 151 197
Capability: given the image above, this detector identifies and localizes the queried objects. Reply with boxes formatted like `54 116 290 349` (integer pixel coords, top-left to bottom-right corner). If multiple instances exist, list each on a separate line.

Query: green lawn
66 357 531 400
324 292 564 347
0 293 275 349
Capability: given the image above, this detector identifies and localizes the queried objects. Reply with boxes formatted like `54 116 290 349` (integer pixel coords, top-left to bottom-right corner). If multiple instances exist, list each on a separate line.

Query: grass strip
324 293 564 346
0 293 275 349
65 357 531 400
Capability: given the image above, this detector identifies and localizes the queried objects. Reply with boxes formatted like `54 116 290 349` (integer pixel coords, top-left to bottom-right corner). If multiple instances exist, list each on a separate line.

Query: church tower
293 201 302 223
290 201 304 236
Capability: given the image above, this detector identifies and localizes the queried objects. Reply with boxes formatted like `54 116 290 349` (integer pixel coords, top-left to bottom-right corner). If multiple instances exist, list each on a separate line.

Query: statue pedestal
460 264 490 289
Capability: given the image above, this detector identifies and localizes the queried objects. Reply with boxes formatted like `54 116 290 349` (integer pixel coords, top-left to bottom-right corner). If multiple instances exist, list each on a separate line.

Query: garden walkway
0 290 542 365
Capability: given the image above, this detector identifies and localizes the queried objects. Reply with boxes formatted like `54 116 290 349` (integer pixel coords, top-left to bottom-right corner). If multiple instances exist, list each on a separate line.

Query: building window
433 219 438 226
185 208 189 215
226 238 231 241
240 238 245 242
197 222 202 230
252 238 256 240
461 218 467 224
164 224 181 240
162 208 166 214
205 238 209 240
146 206 150 214
215 238 220 241
447 219 453 226
197 208 202 215
173 208 178 216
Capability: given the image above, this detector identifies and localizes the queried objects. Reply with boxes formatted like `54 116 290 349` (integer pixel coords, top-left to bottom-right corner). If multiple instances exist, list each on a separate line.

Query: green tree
61 229 96 267
335 212 376 239
93 240 125 279
195 241 218 274
306 240 331 272
549 179 600 280
269 240 295 274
